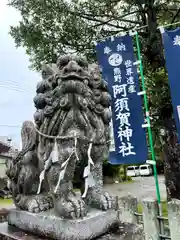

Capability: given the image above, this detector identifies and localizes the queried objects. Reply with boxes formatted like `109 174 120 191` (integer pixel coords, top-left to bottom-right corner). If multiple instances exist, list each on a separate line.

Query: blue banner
96 35 148 165
161 27 180 143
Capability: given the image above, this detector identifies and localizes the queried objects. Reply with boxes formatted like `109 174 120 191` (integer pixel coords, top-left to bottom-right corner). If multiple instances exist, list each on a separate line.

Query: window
140 166 148 170
127 167 134 170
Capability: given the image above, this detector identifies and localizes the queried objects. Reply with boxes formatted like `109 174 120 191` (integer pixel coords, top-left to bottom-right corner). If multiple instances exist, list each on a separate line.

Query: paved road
104 175 166 200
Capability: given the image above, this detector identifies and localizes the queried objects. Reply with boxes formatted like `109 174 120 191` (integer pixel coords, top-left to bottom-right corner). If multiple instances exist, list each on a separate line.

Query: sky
0 0 40 149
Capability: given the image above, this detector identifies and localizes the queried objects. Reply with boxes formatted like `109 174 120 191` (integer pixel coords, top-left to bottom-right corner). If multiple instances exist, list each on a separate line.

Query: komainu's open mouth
61 72 90 82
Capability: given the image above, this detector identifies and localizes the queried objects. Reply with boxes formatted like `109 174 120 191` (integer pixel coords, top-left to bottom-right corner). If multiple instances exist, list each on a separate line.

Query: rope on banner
158 21 180 30
94 20 180 44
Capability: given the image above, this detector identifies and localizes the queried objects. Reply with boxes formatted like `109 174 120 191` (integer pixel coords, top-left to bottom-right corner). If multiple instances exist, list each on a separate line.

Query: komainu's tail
14 121 37 162
6 121 37 198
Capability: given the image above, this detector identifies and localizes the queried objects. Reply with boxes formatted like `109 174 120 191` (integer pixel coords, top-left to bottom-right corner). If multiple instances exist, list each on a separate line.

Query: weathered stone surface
168 199 180 240
4 55 118 239
0 222 144 240
0 222 47 240
6 55 114 220
99 223 144 240
8 209 118 240
142 198 159 240
118 196 138 223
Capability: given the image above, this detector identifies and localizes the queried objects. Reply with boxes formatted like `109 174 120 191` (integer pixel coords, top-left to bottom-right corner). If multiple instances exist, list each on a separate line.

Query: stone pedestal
0 222 47 240
0 221 144 240
7 209 118 240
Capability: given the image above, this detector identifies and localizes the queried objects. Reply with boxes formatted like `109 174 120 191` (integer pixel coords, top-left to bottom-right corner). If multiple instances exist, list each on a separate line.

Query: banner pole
135 32 161 205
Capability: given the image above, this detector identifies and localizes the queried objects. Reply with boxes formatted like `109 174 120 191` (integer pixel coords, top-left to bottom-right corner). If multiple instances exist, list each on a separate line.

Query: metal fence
117 196 180 240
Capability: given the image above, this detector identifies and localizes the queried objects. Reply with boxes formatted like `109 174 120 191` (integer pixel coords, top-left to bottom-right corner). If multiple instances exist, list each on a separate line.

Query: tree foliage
9 0 180 70
8 0 180 159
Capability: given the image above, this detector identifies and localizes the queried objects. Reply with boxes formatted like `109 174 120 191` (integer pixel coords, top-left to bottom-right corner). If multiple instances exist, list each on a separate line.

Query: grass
138 200 168 217
0 198 13 205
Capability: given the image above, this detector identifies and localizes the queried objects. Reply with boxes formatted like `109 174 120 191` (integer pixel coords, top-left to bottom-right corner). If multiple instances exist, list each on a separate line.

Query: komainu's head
34 55 112 145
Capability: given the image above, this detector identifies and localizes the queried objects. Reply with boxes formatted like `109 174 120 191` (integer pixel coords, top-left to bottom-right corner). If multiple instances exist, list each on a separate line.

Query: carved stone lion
6 55 114 219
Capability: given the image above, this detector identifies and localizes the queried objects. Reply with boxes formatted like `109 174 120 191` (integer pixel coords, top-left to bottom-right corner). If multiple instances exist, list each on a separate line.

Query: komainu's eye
78 58 88 68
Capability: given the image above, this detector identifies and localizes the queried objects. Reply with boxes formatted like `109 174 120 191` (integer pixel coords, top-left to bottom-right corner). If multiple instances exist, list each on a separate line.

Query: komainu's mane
34 56 111 147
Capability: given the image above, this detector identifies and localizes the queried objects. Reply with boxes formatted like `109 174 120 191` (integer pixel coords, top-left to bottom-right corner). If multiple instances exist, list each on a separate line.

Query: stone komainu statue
6 55 114 218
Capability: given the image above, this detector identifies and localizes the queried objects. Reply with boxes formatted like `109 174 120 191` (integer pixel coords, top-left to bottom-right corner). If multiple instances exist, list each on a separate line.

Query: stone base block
7 209 118 240
0 222 46 240
99 222 144 240
0 221 144 240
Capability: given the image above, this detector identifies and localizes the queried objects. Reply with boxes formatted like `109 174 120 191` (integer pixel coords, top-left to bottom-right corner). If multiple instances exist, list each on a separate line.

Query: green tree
8 0 180 131
8 0 180 173
9 0 180 157
8 0 180 71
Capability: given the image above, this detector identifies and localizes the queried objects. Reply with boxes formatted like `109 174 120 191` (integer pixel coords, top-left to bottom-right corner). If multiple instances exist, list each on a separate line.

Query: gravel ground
104 175 166 200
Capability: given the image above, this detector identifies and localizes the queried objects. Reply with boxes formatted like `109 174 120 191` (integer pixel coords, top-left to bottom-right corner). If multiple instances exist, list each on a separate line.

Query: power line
0 79 37 93
0 81 36 92
0 124 22 128
0 80 37 91
0 82 35 91
0 84 35 94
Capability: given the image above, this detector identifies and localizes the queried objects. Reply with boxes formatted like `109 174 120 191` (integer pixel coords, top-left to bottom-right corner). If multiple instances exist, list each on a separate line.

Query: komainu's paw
54 192 87 219
27 195 53 213
86 191 116 211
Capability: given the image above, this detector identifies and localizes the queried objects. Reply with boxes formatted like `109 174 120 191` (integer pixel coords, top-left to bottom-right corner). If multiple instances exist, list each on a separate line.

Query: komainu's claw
27 195 53 213
85 191 116 211
67 194 87 218
54 192 87 219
